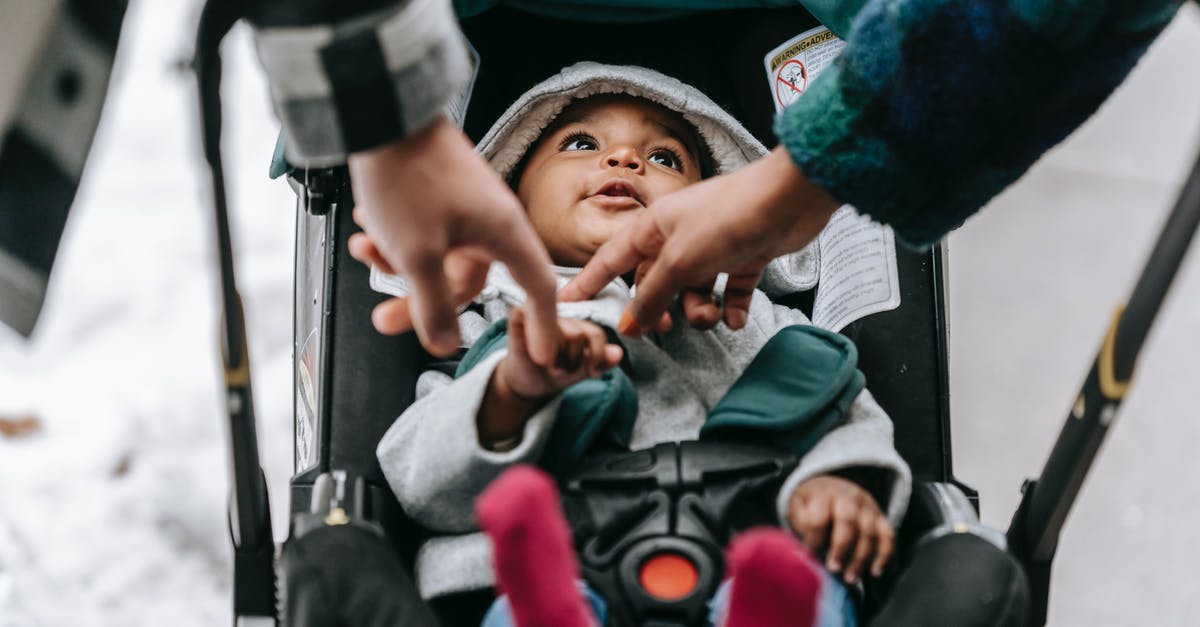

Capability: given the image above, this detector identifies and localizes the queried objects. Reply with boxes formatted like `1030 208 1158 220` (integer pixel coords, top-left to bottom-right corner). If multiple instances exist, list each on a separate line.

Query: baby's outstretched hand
787 475 894 585
497 307 624 400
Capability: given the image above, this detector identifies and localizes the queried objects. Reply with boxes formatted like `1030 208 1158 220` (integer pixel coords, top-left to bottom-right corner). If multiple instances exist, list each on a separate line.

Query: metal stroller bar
193 1 277 622
1007 140 1200 624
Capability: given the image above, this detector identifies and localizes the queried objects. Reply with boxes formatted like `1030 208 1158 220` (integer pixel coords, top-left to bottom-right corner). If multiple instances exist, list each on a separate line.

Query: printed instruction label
812 206 901 332
763 26 846 113
295 328 320 473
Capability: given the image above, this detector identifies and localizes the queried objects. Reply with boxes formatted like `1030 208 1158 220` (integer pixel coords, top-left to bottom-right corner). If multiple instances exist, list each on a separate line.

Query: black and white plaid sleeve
247 0 472 168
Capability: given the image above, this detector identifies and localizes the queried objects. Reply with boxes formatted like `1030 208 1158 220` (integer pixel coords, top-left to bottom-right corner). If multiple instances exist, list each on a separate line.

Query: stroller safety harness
561 441 798 626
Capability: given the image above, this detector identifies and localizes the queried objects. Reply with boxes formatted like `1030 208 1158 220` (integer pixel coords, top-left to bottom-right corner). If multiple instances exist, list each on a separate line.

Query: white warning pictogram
774 59 808 109
763 26 846 113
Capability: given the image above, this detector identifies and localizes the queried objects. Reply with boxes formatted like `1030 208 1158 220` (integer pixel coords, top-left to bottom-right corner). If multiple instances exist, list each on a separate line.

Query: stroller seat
278 6 1018 626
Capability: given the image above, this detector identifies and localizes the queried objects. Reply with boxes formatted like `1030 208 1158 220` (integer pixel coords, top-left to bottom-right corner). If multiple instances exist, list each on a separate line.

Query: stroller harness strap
561 440 799 627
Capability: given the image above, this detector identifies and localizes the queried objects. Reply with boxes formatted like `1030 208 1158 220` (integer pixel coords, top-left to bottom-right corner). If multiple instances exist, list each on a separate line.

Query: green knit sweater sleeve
775 0 1183 246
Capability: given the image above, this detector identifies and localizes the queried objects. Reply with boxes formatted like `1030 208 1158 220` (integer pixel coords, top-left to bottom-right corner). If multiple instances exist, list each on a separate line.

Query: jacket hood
477 62 769 180
477 62 819 294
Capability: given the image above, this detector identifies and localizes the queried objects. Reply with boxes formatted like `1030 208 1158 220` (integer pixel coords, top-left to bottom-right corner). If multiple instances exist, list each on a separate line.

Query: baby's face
516 95 703 267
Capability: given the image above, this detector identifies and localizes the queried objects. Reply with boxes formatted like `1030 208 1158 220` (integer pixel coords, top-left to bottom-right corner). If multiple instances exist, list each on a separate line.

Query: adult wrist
254 0 471 168
761 146 840 253
362 115 454 161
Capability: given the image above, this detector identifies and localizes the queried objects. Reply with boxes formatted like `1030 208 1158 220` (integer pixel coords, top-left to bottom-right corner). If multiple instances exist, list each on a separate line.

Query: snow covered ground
1 2 1198 626
0 2 294 625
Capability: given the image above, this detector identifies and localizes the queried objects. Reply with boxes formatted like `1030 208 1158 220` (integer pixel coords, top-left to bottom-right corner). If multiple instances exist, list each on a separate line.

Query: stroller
191 3 1200 627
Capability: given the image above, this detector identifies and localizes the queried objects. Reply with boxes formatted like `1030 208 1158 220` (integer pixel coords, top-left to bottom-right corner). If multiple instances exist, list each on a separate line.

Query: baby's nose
605 146 642 171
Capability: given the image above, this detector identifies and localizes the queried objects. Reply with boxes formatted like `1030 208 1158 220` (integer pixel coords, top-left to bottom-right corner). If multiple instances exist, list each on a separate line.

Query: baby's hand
787 474 894 585
497 307 623 400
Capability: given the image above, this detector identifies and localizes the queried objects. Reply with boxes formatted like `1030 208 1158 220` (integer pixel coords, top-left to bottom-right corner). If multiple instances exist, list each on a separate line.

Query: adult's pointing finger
481 216 560 367
402 247 461 357
560 212 666 303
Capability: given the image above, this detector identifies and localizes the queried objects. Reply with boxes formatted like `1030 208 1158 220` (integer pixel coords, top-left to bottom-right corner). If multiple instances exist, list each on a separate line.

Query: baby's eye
562 134 598 151
648 149 683 172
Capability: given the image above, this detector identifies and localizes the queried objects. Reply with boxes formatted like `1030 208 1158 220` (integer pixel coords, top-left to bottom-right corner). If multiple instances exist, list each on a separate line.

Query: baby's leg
476 465 599 627
717 528 834 627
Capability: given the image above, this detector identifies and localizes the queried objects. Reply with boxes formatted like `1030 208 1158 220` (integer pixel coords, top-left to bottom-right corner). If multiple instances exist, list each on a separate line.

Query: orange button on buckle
639 553 698 600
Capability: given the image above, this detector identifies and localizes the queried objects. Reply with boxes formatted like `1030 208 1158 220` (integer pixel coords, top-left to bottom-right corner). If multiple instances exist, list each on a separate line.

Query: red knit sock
721 528 822 627
475 465 595 627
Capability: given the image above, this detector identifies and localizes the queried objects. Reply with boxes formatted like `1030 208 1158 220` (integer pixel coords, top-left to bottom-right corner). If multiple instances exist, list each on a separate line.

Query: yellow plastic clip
221 328 251 387
325 507 350 526
1098 307 1131 401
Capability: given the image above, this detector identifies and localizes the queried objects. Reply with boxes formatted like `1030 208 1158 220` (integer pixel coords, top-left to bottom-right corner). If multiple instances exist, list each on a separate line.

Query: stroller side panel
291 179 431 559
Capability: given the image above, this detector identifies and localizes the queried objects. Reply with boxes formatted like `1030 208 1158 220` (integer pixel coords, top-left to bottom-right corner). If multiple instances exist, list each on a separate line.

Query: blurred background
0 1 1197 625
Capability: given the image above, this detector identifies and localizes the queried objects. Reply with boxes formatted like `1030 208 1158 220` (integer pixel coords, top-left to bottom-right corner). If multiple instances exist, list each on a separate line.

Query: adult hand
559 146 839 334
347 116 558 364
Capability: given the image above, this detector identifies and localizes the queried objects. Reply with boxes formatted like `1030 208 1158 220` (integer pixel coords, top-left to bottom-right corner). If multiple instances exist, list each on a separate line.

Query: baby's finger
603 345 624 368
871 520 896 577
557 320 586 372
583 324 610 376
825 499 860 573
789 496 830 551
507 307 530 362
681 286 721 329
844 512 879 584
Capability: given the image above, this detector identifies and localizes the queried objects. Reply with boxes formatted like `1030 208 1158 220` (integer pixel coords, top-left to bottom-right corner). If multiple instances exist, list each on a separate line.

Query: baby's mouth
588 180 644 209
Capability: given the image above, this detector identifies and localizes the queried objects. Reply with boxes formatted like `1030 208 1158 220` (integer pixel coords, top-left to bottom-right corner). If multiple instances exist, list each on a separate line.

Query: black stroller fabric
280 524 438 626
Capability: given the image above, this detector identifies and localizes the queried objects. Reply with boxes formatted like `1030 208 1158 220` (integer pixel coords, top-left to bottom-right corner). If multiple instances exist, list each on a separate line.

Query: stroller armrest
901 481 1008 558
863 481 1029 625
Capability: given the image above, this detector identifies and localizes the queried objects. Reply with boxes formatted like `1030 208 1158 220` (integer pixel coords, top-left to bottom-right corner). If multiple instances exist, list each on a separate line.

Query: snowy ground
0 2 294 625
1 2 1199 626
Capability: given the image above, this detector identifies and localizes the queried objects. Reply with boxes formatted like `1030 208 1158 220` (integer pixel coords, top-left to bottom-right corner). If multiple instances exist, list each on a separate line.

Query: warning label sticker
763 26 845 112
811 206 902 332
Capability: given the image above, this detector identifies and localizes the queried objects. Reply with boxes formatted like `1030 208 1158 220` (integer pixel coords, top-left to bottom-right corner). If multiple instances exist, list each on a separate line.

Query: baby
362 63 911 627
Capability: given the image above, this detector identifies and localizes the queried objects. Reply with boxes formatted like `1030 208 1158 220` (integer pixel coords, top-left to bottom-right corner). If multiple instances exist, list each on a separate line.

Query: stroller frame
189 3 1200 626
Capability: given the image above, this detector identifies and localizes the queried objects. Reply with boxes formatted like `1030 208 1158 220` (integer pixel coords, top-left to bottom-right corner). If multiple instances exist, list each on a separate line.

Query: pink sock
475 465 595 627
721 528 823 627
